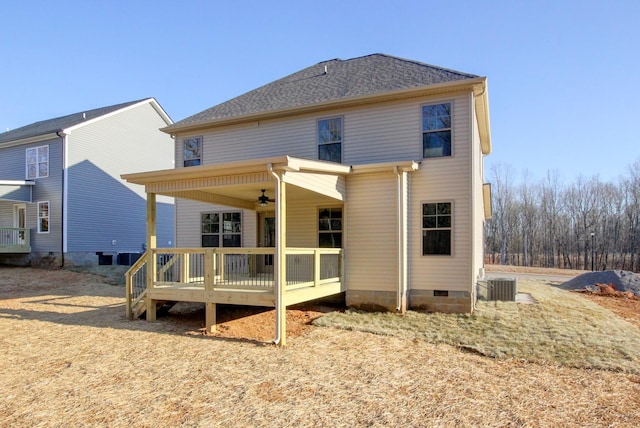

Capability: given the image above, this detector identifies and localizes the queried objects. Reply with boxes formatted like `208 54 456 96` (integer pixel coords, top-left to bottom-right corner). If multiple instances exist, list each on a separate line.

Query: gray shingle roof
0 98 151 144
170 54 479 129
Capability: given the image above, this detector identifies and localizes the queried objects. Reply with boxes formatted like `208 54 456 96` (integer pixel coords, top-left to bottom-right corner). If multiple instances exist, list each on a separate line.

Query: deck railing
125 247 343 318
0 228 30 253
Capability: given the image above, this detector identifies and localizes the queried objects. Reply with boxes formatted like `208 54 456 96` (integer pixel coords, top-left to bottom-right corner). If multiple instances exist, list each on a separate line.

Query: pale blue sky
1 0 638 183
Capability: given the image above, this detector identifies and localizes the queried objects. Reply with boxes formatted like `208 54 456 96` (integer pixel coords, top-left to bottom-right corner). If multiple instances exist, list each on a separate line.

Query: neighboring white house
0 98 175 267
122 54 492 339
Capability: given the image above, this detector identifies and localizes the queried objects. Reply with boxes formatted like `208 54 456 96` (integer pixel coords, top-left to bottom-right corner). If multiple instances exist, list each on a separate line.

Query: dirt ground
1 266 640 427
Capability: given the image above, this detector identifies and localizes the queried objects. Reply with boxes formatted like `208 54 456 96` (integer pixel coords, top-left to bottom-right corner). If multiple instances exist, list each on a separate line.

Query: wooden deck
126 247 344 334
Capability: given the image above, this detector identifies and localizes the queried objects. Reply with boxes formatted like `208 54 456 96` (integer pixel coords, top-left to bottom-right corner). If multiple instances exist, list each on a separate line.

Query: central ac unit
487 278 518 301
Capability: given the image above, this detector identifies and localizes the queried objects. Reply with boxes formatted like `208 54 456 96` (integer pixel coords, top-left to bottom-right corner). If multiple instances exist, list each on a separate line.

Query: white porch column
276 179 287 346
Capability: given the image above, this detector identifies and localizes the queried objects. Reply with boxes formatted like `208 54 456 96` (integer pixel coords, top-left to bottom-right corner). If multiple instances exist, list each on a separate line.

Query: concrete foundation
346 289 473 313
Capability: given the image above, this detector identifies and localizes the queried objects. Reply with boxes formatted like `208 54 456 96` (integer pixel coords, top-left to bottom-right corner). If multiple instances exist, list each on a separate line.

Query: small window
422 202 451 255
318 117 342 163
183 137 202 167
201 212 241 247
422 103 451 158
38 201 50 233
319 207 342 248
26 145 49 179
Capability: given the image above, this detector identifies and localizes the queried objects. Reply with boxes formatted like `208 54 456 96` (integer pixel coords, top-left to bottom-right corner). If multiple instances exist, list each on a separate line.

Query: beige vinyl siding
176 94 470 168
345 173 398 292
177 116 317 167
176 199 257 248
285 199 324 248
408 95 472 293
472 100 486 281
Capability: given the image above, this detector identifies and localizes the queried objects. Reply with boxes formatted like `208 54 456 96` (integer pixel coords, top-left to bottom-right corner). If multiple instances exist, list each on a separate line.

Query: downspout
394 166 405 312
267 163 283 345
56 131 66 268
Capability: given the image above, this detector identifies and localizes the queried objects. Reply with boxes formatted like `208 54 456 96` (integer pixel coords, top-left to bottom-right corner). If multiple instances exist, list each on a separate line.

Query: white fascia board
0 180 35 185
0 132 60 149
63 98 168 134
351 160 420 175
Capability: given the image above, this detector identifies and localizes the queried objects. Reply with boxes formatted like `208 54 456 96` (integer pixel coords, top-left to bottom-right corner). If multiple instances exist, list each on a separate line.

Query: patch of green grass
314 279 640 373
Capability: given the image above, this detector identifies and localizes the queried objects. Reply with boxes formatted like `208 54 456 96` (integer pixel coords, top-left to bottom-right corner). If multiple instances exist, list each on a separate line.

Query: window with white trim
26 145 49 179
38 201 50 233
422 202 451 255
422 103 451 158
318 117 342 163
201 211 241 247
318 207 342 248
183 137 202 167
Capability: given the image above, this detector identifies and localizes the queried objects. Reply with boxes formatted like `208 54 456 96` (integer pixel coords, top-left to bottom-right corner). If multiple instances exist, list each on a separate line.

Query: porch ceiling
0 180 35 202
121 156 351 208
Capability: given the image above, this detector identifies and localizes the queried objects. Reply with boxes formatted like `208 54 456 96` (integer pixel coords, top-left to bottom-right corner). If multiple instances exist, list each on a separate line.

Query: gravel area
558 270 640 296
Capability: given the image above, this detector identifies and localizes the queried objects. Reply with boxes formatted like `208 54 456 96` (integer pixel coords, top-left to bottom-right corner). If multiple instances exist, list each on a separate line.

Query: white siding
66 102 175 252
346 173 398 292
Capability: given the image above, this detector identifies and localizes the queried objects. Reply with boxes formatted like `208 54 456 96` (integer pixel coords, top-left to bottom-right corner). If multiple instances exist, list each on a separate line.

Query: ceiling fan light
258 189 269 206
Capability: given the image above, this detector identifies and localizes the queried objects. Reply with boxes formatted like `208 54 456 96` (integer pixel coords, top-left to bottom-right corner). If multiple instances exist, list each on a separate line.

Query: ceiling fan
258 189 275 206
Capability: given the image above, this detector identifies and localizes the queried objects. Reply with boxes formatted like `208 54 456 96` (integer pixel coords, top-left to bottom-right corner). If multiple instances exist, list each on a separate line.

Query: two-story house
0 98 175 267
122 54 492 344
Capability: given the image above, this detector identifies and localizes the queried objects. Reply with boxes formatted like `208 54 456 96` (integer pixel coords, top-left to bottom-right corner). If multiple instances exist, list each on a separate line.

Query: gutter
394 166 408 313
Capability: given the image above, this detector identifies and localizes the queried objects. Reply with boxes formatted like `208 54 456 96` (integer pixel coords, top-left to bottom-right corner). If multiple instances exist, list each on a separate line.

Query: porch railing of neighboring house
0 228 31 253
125 247 343 319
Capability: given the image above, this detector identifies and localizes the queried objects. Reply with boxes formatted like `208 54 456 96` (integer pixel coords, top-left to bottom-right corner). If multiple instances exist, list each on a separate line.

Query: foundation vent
487 278 517 301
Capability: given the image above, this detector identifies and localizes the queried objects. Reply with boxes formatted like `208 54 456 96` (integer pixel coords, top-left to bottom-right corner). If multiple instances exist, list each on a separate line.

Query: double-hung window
318 117 342 163
318 207 342 248
183 137 202 167
422 202 452 255
26 145 49 179
201 212 241 247
38 201 50 233
422 103 452 158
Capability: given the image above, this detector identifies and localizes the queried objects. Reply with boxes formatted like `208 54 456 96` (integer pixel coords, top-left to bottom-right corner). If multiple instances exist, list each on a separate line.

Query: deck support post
145 192 157 323
204 249 216 333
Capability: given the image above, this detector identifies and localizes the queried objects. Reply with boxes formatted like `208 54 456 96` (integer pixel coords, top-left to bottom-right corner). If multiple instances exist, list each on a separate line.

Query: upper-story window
183 137 202 167
26 145 49 179
318 117 342 163
422 103 451 158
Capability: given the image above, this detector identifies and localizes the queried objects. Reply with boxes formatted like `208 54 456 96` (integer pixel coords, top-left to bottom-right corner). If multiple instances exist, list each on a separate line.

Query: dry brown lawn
1 266 640 427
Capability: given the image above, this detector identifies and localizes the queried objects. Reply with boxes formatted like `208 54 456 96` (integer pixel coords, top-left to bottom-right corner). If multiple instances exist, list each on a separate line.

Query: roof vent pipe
324 65 328 74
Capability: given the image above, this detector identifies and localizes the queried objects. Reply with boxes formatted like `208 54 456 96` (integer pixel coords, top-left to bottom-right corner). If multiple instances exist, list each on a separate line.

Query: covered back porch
122 156 351 345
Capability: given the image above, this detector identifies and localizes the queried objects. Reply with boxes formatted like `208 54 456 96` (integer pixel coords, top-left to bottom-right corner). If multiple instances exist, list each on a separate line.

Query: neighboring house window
38 201 50 233
201 212 241 247
26 145 49 179
319 207 342 248
318 117 342 163
422 202 452 255
183 137 202 167
422 103 451 158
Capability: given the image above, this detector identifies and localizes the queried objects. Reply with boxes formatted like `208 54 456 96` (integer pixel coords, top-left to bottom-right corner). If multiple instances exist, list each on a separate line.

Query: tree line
485 159 640 273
